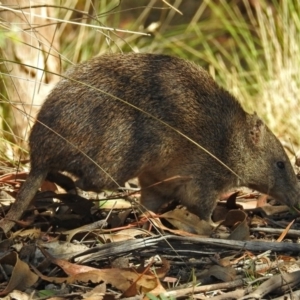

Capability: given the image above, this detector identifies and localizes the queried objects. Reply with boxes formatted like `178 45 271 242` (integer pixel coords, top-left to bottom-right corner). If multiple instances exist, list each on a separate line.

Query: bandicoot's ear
247 112 265 146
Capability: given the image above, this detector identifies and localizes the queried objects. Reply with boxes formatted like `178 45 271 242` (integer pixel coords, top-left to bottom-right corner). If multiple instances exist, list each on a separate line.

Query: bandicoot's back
31 53 243 189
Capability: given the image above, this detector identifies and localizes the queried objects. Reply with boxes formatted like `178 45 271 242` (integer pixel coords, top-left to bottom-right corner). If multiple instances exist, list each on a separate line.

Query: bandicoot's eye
277 161 285 169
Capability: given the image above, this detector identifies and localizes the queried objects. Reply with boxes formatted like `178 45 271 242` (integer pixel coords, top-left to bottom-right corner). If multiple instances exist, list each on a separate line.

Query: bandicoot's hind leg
0 168 48 234
46 171 76 192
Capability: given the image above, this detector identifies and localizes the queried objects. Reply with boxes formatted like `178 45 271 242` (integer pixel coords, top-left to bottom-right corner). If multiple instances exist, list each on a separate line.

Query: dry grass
144 0 300 147
0 0 299 160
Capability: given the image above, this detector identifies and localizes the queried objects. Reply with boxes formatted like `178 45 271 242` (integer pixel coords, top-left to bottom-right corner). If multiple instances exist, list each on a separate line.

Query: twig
162 278 244 298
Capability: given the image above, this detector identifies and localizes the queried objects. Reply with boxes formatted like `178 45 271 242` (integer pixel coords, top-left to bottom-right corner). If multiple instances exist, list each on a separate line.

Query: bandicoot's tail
0 168 48 234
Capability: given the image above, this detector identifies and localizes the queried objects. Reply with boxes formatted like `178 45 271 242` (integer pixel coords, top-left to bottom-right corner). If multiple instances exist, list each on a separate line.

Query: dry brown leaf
212 205 229 222
64 221 108 242
136 257 170 279
237 199 259 210
0 252 38 296
206 265 237 282
83 293 105 300
38 241 89 260
277 219 295 242
249 215 267 227
6 290 32 300
256 194 269 207
218 210 250 241
155 257 171 279
160 208 212 235
11 228 42 239
142 280 167 298
115 228 149 237
226 192 242 210
97 228 149 243
0 172 27 186
163 277 178 284
99 198 132 209
109 209 132 228
66 226 149 243
214 192 244 222
277 255 296 263
147 215 203 236
218 210 244 226
257 205 289 216
218 253 247 267
228 217 250 241
0 190 15 206
255 256 272 275
37 248 160 295
35 267 158 295
41 180 58 192
97 233 136 243
82 282 106 299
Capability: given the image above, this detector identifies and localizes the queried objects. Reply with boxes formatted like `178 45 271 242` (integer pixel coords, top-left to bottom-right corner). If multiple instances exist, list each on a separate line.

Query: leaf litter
0 171 300 299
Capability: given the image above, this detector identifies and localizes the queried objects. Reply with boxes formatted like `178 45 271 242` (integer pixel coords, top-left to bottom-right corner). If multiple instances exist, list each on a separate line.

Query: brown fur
1 53 299 233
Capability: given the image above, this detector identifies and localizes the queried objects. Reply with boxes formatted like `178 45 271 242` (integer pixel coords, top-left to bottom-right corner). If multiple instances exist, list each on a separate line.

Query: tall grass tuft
146 0 300 146
205 0 300 146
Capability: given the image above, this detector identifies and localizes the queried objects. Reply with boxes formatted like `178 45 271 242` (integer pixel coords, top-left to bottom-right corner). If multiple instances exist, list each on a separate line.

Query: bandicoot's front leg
0 169 47 234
